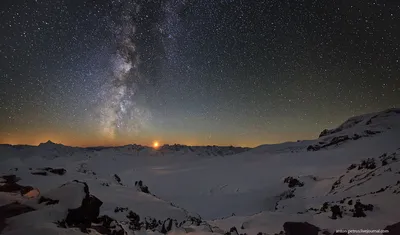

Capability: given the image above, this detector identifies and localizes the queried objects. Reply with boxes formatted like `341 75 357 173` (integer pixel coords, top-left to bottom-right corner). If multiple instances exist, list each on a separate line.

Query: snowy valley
1 108 400 235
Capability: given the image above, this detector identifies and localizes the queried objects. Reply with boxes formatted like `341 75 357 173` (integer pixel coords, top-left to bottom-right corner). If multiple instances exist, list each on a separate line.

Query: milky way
98 0 149 139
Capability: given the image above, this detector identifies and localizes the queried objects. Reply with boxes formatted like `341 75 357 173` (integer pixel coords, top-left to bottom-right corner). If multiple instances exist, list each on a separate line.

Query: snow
0 108 400 234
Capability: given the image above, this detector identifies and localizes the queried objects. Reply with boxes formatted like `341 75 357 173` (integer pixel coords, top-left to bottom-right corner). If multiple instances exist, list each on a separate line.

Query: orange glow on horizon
153 141 159 148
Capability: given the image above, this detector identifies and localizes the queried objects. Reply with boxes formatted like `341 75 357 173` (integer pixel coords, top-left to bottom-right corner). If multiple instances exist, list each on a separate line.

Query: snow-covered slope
1 108 400 235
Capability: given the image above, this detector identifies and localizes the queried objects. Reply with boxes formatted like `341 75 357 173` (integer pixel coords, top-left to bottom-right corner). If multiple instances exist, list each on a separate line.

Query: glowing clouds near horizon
98 1 151 140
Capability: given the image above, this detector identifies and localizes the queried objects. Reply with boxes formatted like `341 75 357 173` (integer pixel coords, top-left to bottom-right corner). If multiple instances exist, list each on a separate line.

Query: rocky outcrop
283 177 304 188
310 129 383 152
358 158 376 170
92 215 126 235
65 195 103 231
114 174 123 185
134 180 150 194
0 202 35 233
330 205 343 219
283 222 320 235
38 196 59 205
31 167 67 176
0 174 34 195
384 221 400 235
352 201 373 217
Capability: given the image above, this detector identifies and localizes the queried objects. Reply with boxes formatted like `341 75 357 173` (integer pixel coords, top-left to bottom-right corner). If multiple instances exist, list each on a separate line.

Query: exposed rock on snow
282 222 320 235
384 221 400 235
0 202 35 233
31 167 67 176
318 108 400 138
38 196 59 205
64 193 103 231
330 205 342 219
114 207 128 213
352 201 373 218
114 174 123 185
135 180 151 194
283 177 304 188
0 174 33 196
92 215 126 235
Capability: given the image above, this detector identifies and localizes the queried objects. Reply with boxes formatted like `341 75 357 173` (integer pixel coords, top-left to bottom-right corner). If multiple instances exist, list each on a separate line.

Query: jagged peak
38 140 64 147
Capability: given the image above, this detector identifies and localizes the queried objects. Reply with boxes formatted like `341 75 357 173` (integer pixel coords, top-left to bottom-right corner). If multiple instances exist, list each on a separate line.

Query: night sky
1 0 399 147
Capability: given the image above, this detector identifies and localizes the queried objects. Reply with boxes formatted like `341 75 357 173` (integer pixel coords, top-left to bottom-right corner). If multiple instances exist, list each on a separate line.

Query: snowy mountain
1 108 400 235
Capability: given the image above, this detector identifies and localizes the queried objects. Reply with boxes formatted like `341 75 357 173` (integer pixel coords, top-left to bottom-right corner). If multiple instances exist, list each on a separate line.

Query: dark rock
134 180 151 194
307 145 320 151
283 222 320 235
330 175 344 192
161 218 177 234
365 130 381 135
1 175 19 183
284 177 304 188
38 196 59 205
114 174 122 185
384 221 400 235
321 230 331 235
358 158 376 170
319 129 330 137
347 164 357 170
48 168 66 175
330 136 350 146
333 231 348 235
93 215 126 235
114 207 128 213
38 167 67 175
127 211 141 231
31 171 48 176
65 182 103 231
376 188 386 193
353 201 373 217
0 202 35 232
227 226 239 235
321 202 330 212
145 218 160 231
330 205 342 219
0 174 34 196
348 200 353 205
352 134 362 140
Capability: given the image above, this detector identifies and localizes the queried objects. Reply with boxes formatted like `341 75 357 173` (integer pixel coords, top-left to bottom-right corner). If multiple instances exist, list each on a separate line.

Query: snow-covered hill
1 108 400 235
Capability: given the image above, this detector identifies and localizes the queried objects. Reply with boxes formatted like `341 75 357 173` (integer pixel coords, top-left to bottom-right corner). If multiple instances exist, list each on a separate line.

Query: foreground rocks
135 180 151 194
283 177 304 188
31 167 67 176
0 174 34 196
385 222 400 235
0 202 35 233
283 222 320 235
0 178 218 235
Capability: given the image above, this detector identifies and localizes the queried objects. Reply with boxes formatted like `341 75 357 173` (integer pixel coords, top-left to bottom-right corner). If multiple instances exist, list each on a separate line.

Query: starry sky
1 0 400 147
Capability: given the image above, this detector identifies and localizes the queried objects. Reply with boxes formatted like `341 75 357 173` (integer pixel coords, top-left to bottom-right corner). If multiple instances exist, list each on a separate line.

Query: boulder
283 222 320 235
384 222 400 235
0 174 34 196
283 177 304 188
0 202 35 232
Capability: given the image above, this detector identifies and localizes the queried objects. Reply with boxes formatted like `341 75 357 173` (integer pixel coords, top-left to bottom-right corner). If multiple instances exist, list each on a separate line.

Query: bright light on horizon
153 141 159 148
